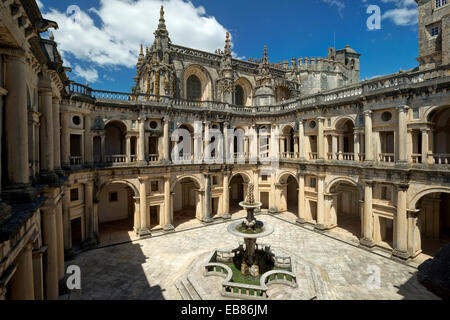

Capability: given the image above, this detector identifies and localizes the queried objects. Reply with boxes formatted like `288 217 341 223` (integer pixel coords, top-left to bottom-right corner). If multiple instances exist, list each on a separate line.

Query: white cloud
74 65 99 83
36 0 43 9
42 0 231 69
381 0 418 26
321 0 345 17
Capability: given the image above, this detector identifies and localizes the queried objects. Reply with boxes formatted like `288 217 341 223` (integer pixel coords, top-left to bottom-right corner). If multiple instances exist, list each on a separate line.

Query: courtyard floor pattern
65 215 439 300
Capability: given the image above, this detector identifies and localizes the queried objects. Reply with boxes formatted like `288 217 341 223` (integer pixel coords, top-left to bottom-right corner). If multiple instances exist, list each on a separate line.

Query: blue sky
39 0 419 92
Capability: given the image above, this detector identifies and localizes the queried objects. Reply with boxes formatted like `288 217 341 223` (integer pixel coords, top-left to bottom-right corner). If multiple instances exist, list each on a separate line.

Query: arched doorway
172 124 194 162
416 192 450 257
335 118 355 160
329 180 361 241
98 182 137 245
229 174 248 215
429 106 450 164
105 121 127 163
281 126 295 158
279 174 298 216
172 177 201 228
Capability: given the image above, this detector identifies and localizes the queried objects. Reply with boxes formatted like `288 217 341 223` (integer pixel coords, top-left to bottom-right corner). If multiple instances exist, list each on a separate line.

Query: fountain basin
239 201 263 209
227 220 274 239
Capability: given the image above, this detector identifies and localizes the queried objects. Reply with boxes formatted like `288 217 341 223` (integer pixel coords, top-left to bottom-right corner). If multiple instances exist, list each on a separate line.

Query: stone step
175 276 202 300
175 278 192 300
184 277 202 300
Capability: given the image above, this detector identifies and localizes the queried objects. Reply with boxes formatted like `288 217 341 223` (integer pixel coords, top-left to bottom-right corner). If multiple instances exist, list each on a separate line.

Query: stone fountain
175 185 318 300
189 184 314 300
227 184 274 277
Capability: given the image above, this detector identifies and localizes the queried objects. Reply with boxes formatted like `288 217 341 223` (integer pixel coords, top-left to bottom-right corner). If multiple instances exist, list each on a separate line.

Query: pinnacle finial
160 5 165 21
140 44 143 55
224 31 231 55
49 31 54 41
263 45 268 62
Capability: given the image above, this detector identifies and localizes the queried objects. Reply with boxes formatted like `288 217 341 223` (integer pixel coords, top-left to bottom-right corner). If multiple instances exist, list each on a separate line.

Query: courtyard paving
65 215 439 300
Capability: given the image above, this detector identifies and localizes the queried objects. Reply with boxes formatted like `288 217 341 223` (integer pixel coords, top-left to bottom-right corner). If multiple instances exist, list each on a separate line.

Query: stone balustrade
379 153 395 163
433 154 450 165
68 68 449 114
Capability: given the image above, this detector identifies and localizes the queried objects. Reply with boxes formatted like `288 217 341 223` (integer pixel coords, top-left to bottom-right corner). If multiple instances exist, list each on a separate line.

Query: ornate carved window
186 75 201 101
235 85 245 106
275 86 291 102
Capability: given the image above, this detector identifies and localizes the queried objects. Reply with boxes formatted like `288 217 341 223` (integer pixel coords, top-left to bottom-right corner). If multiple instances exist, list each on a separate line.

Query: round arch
277 171 298 185
95 179 140 201
229 171 252 185
183 64 214 101
177 123 195 133
96 180 139 243
424 104 450 122
333 116 356 130
409 187 450 210
326 177 363 200
104 119 128 131
234 77 253 106
280 124 295 134
171 175 203 193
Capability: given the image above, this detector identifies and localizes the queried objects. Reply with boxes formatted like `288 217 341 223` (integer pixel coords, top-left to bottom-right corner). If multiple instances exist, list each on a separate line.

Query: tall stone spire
155 5 169 38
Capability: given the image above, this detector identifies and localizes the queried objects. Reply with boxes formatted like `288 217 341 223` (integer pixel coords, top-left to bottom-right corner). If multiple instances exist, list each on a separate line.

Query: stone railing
309 152 318 160
105 155 127 163
204 262 297 300
337 152 355 161
411 154 422 164
67 67 449 114
69 156 82 165
68 82 169 103
379 153 395 163
260 270 297 290
280 152 297 159
433 154 450 165
148 154 159 163
204 246 297 300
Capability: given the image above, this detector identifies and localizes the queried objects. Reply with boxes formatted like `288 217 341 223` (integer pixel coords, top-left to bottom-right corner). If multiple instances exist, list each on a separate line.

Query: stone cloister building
0 0 449 300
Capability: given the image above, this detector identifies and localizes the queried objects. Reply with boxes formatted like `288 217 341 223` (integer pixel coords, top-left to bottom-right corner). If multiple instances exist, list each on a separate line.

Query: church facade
0 0 449 300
